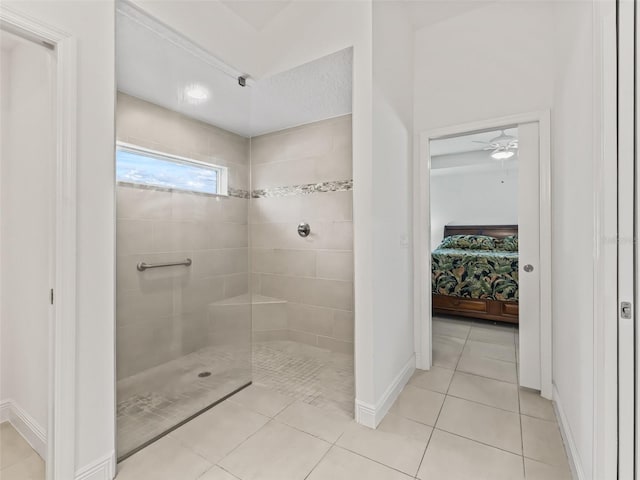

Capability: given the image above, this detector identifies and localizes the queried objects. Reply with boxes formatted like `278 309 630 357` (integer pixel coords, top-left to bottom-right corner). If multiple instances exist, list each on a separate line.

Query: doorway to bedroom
414 113 552 400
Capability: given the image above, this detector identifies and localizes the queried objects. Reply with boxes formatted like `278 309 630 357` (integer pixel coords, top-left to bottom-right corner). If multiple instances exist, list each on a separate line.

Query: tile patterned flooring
253 341 354 416
0 422 44 480
117 340 353 458
116 317 572 479
117 343 252 458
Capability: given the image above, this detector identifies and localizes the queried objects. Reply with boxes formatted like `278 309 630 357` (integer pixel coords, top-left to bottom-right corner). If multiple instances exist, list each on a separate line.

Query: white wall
551 2 596 478
136 0 418 427
131 0 383 423
430 155 518 250
0 31 53 453
414 1 605 478
413 1 555 134
3 1 116 477
371 1 415 423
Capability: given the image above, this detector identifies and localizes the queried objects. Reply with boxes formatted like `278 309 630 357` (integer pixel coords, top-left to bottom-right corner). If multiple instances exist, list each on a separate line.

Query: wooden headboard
443 225 518 239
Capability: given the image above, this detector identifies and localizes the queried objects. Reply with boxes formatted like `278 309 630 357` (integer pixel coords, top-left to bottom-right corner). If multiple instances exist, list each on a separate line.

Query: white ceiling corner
403 0 497 31
430 127 518 157
116 7 352 138
220 1 293 31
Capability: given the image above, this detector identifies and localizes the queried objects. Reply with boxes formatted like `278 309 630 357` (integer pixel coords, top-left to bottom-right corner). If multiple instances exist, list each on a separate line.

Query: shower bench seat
209 293 288 342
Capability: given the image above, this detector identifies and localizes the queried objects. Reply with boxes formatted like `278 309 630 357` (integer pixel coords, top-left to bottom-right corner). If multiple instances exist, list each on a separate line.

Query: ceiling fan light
491 149 515 160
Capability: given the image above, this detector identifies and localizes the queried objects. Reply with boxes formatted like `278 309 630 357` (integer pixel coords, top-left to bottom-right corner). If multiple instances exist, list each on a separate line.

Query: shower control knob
297 223 311 238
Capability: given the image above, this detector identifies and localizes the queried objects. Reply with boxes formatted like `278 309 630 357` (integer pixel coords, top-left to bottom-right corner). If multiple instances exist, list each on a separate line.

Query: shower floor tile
116 344 251 459
117 340 353 459
252 340 354 416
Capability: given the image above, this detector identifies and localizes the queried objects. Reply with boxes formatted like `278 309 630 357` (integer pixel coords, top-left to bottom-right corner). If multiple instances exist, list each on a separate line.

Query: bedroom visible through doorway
430 128 520 323
415 115 551 397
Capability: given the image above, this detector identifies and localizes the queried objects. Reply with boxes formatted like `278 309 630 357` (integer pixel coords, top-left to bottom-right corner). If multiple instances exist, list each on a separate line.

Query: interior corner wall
135 0 378 422
413 1 555 134
0 32 53 446
430 159 519 250
3 1 116 477
371 1 415 422
550 2 596 478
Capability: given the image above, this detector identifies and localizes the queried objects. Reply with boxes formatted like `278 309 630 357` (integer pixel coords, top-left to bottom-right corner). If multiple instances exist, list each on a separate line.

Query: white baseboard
75 451 116 480
553 385 585 480
0 399 46 460
355 354 415 428
0 399 11 423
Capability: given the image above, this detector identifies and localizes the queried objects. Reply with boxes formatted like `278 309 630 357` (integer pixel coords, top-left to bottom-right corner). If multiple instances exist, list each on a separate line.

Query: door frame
413 111 552 398
0 6 78 480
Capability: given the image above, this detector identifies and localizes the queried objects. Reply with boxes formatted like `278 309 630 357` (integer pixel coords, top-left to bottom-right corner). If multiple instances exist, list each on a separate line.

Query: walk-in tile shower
115 3 354 460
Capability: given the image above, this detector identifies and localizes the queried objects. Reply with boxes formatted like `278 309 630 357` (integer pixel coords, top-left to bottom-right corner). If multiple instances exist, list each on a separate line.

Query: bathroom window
116 143 228 196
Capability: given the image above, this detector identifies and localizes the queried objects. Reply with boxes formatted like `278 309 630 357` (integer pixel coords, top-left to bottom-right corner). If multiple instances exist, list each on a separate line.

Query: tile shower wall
250 115 354 353
116 93 250 379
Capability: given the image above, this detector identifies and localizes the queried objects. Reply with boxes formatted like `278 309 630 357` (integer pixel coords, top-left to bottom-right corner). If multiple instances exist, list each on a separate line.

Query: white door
518 122 542 390
619 0 635 477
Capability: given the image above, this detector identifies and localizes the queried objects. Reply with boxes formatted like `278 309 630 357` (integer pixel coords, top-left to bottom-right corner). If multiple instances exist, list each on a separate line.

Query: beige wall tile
317 336 353 354
252 249 316 277
117 252 191 292
223 272 249 298
117 219 154 255
253 302 287 332
315 147 352 182
117 315 178 378
117 289 173 327
288 329 318 347
259 274 307 303
303 191 353 222
179 277 226 314
251 221 352 251
287 303 334 337
116 93 251 378
190 249 248 279
251 157 315 189
316 251 354 280
332 310 354 341
253 330 289 342
117 185 173 220
303 278 354 310
249 116 353 348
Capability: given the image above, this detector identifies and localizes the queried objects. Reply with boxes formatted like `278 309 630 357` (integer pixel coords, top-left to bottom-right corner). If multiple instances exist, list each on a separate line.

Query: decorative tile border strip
229 187 250 199
117 181 249 199
251 179 353 199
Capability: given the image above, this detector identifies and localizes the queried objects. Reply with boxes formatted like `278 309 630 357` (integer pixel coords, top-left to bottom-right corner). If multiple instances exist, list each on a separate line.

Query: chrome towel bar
137 258 192 271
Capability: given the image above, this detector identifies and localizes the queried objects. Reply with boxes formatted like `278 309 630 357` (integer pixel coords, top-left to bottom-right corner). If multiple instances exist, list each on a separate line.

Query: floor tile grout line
443 391 521 415
517 357 526 478
332 443 427 479
302 440 335 480
413 422 436 479
432 427 524 458
212 417 279 469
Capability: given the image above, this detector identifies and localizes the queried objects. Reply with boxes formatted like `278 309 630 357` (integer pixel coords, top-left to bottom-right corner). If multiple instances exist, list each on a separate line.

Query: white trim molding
75 452 116 480
355 355 415 428
553 385 586 480
0 6 78 480
415 111 553 398
1 399 47 460
0 399 10 422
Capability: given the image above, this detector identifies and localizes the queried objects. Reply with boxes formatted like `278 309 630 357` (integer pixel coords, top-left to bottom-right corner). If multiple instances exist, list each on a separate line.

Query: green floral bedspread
432 248 519 302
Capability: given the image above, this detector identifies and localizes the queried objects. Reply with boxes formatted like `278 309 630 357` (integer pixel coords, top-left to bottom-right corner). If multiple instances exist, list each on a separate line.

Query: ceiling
250 48 352 136
116 6 352 138
403 1 496 31
430 127 518 157
0 29 31 52
220 0 292 31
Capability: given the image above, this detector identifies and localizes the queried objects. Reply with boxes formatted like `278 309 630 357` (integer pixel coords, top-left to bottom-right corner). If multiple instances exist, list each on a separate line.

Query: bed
431 225 519 324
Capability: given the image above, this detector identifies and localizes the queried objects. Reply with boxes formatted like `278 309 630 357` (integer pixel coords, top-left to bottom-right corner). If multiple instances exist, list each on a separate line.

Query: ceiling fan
473 130 518 160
